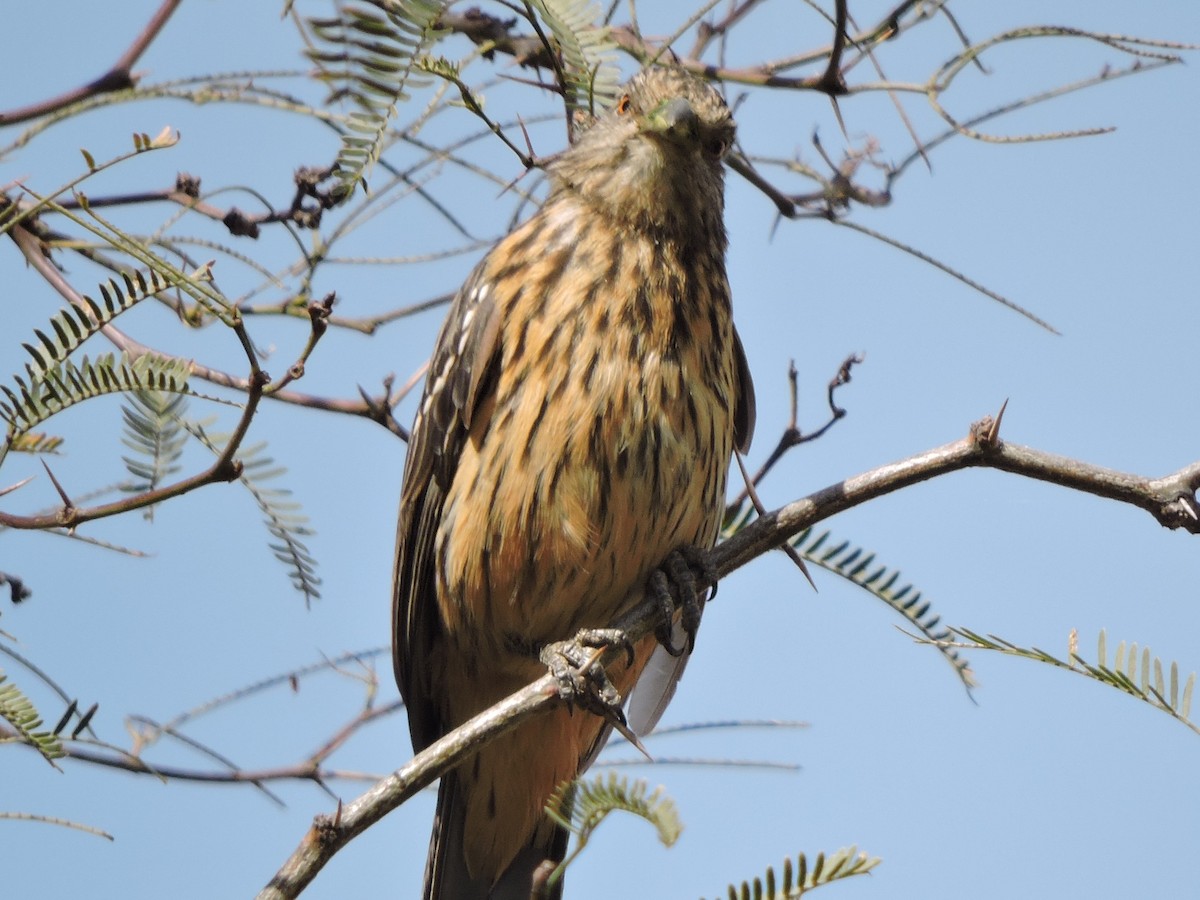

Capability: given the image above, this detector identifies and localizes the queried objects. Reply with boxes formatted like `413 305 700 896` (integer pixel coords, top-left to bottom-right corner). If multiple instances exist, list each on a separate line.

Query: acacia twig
0 0 184 126
3 223 265 528
257 413 1200 897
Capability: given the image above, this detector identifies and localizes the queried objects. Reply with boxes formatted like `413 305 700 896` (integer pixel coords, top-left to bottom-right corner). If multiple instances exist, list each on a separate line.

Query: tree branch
257 413 1200 897
7 221 415 440
3 223 267 528
0 0 183 126
0 699 405 789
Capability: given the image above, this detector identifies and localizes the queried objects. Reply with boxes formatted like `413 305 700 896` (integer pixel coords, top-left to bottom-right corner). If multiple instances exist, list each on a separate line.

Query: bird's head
548 67 735 241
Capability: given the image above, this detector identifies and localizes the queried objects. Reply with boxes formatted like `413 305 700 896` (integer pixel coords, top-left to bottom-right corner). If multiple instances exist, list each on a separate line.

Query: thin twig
3 224 266 528
0 0 184 126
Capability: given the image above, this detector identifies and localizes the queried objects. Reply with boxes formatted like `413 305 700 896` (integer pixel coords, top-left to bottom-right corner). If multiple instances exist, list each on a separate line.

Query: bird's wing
393 265 502 751
733 323 755 454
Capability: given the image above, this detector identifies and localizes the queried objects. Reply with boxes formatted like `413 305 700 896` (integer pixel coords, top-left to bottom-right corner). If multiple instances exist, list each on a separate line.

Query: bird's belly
436 350 733 650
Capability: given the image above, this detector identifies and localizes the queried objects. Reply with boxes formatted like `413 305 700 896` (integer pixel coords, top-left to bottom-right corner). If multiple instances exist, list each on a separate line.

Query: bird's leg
539 628 633 725
649 546 716 657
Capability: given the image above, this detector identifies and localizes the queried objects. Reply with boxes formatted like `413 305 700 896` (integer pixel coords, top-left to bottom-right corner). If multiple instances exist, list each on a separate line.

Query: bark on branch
257 413 1200 898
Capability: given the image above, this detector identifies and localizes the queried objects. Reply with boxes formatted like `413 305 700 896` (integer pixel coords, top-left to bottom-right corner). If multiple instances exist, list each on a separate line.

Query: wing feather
393 264 502 751
732 324 755 453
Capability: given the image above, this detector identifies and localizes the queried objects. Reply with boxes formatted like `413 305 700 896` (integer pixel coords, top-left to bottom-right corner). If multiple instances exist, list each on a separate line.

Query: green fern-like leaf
710 846 881 899
6 432 64 454
0 671 64 768
20 269 171 383
799 527 974 690
723 505 974 692
547 771 682 846
544 772 680 892
120 391 189 520
528 0 620 115
243 449 321 603
307 0 444 201
0 352 192 451
185 424 321 603
952 628 1199 736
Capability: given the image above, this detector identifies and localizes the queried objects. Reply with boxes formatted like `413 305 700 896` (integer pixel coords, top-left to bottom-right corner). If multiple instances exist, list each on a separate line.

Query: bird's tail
422 773 569 900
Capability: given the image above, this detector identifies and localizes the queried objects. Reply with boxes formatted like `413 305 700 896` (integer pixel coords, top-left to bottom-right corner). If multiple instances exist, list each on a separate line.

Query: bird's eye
616 94 632 115
704 136 730 158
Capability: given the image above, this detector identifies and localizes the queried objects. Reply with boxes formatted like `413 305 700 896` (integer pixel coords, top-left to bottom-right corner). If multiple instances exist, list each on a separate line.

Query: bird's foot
648 546 716 658
539 628 633 725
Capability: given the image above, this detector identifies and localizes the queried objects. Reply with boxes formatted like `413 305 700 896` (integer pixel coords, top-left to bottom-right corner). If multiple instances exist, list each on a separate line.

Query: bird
392 66 755 899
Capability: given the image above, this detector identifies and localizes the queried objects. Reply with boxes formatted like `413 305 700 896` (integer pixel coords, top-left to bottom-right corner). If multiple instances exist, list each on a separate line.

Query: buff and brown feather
393 67 754 899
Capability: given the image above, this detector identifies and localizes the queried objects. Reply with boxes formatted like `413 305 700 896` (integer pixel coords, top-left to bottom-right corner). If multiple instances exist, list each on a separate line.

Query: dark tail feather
423 774 569 900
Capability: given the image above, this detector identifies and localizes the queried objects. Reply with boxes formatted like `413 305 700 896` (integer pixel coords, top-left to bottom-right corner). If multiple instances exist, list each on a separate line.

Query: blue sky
2 2 1198 898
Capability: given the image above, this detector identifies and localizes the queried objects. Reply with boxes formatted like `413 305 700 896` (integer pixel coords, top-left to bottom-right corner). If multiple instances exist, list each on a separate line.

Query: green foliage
547 771 682 844
242 446 321 604
0 266 190 467
0 352 192 464
0 670 63 767
306 0 445 201
952 628 1198 736
19 270 169 383
709 846 881 900
186 423 321 604
545 772 681 889
790 527 974 691
0 263 315 600
120 391 189 521
0 181 316 601
724 503 974 692
526 0 621 116
7 432 63 454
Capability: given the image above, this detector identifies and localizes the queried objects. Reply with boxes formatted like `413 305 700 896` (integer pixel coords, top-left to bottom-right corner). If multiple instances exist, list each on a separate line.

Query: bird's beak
644 97 700 146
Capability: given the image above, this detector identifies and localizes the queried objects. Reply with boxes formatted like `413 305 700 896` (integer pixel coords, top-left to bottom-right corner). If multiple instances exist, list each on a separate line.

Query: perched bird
392 66 754 899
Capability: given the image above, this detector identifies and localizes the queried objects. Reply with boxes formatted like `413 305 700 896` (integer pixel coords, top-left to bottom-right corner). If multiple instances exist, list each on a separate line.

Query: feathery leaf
527 0 621 115
546 771 682 845
0 353 193 463
723 509 975 692
20 269 171 384
544 772 680 890
120 391 190 520
184 425 321 604
0 671 64 768
307 0 444 201
708 846 881 899
951 628 1199 737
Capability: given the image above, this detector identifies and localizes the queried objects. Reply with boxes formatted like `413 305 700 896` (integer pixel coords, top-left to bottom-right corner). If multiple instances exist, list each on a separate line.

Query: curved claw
575 627 635 668
539 630 630 725
649 569 687 657
649 546 714 656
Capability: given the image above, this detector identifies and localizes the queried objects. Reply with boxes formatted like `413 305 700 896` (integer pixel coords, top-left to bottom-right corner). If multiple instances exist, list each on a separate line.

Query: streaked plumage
393 67 754 899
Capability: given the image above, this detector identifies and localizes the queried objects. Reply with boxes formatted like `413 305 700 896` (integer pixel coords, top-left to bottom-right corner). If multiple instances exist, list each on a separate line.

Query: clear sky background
3 2 1199 898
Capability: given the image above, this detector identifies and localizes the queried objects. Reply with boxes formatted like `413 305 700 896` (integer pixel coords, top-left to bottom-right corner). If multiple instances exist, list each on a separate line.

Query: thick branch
257 671 565 899
257 418 1200 897
0 0 182 126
